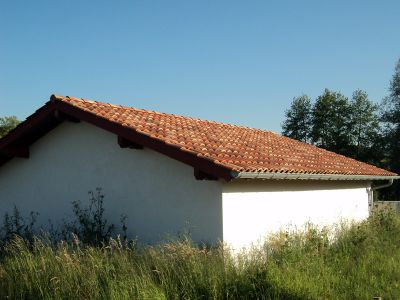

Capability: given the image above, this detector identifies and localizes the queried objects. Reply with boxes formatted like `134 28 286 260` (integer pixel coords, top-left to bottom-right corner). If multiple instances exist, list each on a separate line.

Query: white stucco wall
0 120 374 248
222 180 370 249
0 121 223 244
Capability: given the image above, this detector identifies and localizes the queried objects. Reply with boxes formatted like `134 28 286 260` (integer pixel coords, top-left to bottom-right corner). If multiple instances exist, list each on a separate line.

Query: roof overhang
0 96 234 181
233 171 400 181
1 95 398 183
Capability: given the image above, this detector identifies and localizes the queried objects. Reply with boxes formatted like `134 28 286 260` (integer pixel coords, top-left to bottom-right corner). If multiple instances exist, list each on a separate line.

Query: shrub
0 188 127 247
62 188 116 245
0 206 38 244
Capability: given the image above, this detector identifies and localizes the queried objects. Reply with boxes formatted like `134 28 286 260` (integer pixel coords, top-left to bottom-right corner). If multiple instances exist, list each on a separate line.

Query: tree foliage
348 89 381 163
0 116 20 138
381 58 400 161
311 89 353 155
281 95 312 143
281 58 400 200
282 89 381 161
380 58 400 199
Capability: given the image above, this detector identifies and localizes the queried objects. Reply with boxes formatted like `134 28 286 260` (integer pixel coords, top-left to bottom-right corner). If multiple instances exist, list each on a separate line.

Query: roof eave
0 97 235 181
233 171 400 181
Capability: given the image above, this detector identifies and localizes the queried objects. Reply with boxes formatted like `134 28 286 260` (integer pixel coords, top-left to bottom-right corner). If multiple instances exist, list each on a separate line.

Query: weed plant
0 188 127 247
0 209 399 299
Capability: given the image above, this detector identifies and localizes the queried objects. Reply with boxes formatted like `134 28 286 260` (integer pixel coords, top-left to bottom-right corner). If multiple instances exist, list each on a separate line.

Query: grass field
0 209 399 299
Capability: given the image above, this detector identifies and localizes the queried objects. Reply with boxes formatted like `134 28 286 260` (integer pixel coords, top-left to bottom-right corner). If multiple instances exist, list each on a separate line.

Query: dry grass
0 210 399 299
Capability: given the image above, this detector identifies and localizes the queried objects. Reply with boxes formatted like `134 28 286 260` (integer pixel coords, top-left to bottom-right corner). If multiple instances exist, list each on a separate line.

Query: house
0 95 398 248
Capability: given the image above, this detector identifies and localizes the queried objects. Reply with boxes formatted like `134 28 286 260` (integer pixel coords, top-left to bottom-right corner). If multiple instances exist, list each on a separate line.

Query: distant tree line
282 58 400 200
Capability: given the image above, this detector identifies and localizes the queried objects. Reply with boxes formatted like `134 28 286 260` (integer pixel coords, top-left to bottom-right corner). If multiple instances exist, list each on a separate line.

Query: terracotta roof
0 95 397 180
48 95 395 178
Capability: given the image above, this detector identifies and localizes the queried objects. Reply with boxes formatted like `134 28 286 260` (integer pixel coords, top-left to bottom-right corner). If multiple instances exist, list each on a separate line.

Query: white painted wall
0 121 373 248
0 122 223 244
222 180 370 249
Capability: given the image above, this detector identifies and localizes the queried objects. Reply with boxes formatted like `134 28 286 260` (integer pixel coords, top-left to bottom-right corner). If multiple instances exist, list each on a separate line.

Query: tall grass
0 210 399 299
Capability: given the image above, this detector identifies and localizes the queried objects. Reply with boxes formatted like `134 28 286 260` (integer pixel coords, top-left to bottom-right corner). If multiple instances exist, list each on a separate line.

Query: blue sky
1 1 399 133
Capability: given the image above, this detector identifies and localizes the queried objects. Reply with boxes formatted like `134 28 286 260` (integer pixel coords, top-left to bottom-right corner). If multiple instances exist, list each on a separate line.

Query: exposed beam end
118 136 143 149
54 110 80 123
194 169 218 181
7 146 29 158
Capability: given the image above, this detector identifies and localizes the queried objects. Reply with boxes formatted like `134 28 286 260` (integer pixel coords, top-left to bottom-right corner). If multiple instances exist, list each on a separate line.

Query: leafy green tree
381 58 400 200
281 95 312 142
311 89 353 155
349 90 381 163
0 116 20 138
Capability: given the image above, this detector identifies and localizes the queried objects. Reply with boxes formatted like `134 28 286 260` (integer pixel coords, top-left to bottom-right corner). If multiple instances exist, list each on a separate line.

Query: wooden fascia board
0 102 57 150
4 146 29 158
54 101 234 181
0 102 62 165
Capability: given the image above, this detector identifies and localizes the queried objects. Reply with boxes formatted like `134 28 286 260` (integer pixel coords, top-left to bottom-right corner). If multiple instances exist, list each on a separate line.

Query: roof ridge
51 94 279 135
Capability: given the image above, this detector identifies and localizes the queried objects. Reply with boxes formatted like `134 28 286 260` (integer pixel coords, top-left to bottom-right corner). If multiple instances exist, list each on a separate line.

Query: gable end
0 96 234 181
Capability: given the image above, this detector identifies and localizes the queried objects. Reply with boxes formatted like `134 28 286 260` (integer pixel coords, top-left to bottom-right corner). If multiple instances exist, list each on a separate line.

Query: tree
380 58 400 200
311 89 353 155
281 95 312 142
0 116 20 138
348 90 381 163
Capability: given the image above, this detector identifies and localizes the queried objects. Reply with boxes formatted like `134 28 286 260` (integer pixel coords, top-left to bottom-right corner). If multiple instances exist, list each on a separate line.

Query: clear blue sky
1 1 399 133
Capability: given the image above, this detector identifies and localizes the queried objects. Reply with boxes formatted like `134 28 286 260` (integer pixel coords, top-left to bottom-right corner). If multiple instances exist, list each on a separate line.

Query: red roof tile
51 95 395 177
